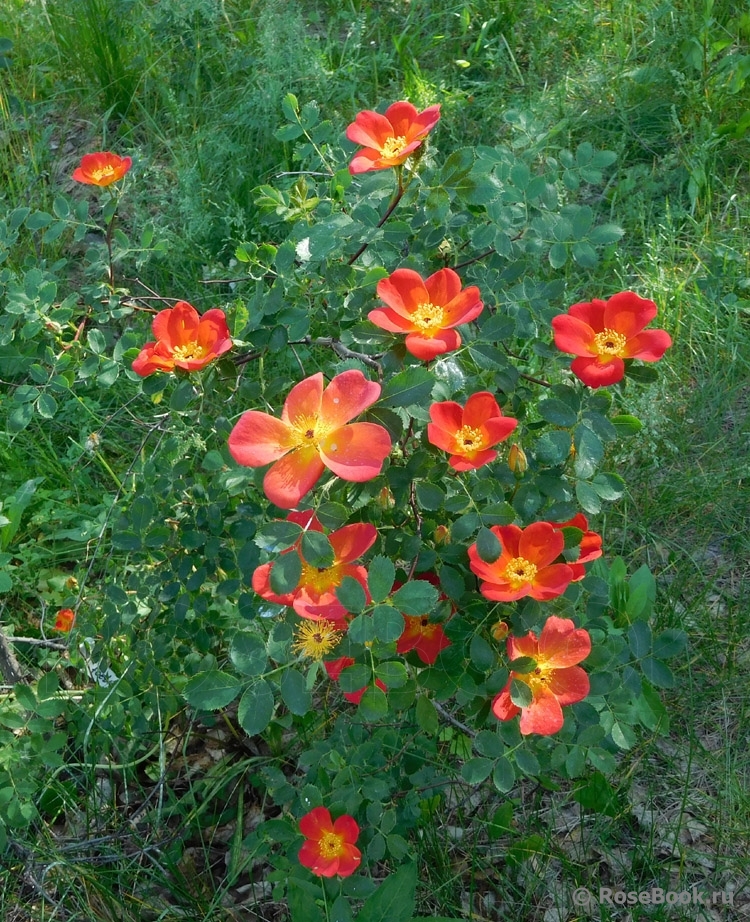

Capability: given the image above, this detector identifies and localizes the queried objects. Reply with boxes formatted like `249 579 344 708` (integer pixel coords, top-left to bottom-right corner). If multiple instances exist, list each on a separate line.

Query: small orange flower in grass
229 370 392 509
551 513 602 581
551 291 672 388
72 151 132 186
370 268 483 361
492 615 591 735
298 806 362 878
54 608 75 632
325 656 387 704
428 392 517 471
131 301 232 376
253 519 377 625
468 522 575 602
346 100 441 174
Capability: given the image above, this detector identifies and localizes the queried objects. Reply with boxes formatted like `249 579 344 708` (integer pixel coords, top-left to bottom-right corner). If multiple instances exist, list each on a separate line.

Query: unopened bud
508 444 528 474
65 576 79 590
491 621 509 642
434 524 450 545
376 486 395 510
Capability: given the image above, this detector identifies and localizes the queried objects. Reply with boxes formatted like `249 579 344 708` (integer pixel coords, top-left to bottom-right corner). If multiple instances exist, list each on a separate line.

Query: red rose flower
370 267 483 361
492 616 591 735
346 101 440 174
131 301 232 376
229 370 391 509
54 608 75 632
551 291 672 388
298 806 361 877
428 391 517 471
72 152 132 187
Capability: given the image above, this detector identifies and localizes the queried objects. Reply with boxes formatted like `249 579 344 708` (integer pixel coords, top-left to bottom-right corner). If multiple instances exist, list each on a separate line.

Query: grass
2 0 750 918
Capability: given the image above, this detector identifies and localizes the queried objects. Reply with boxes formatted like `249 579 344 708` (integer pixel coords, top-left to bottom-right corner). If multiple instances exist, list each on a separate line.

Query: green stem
347 166 405 265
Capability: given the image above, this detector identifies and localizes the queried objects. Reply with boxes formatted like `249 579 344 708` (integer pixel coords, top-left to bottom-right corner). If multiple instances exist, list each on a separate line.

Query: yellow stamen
318 830 345 858
455 424 484 453
292 620 343 660
503 556 538 589
380 135 407 159
593 328 627 357
411 301 445 333
90 165 116 181
172 341 207 362
299 560 345 595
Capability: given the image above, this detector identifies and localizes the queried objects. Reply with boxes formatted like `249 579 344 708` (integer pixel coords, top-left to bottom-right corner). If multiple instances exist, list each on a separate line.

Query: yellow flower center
318 830 346 858
172 341 207 362
292 620 343 660
379 135 407 159
454 424 484 454
90 165 116 182
503 556 538 589
299 560 345 595
411 301 445 333
289 414 337 452
593 328 627 357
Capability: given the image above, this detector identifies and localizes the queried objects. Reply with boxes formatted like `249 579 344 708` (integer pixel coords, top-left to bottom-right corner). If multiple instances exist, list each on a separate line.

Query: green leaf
575 480 602 515
339 664 371 693
589 223 625 245
35 393 57 419
611 414 643 437
461 757 494 784
281 92 299 120
254 521 302 553
573 771 619 815
469 634 495 671
375 661 408 688
357 863 416 922
380 367 434 408
183 670 241 710
368 555 396 603
475 526 501 563
493 757 516 792
572 241 598 268
574 426 604 479
288 880 326 922
358 685 388 721
300 531 334 568
509 678 532 708
514 749 540 777
538 398 577 427
653 628 687 660
535 430 571 464
391 581 439 615
475 729 504 759
348 614 376 644
628 621 651 657
270 551 301 595
237 680 275 735
336 576 367 614
372 605 404 643
415 482 445 511
230 633 268 676
280 668 311 715
416 695 439 734
640 656 674 688
548 242 568 268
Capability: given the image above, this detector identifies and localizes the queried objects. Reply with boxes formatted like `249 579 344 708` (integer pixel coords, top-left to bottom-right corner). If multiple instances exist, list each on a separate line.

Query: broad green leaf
254 521 302 552
183 670 241 710
375 661 408 688
270 551 301 595
368 555 396 603
336 575 367 614
237 681 274 735
475 526 501 563
379 367 434 408
300 531 334 568
461 757 494 784
416 696 438 734
280 668 311 715
358 685 388 721
230 633 268 676
391 581 438 616
357 862 416 922
372 605 404 643
538 398 577 427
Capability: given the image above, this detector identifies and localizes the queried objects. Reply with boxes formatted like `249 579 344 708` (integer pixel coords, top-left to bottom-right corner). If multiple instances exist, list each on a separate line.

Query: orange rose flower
468 522 574 602
551 291 672 388
54 608 75 632
346 100 441 174
492 615 591 735
298 806 362 878
253 520 377 625
551 513 602 581
72 151 132 186
370 267 483 361
428 392 517 471
131 301 232 376
228 370 392 509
